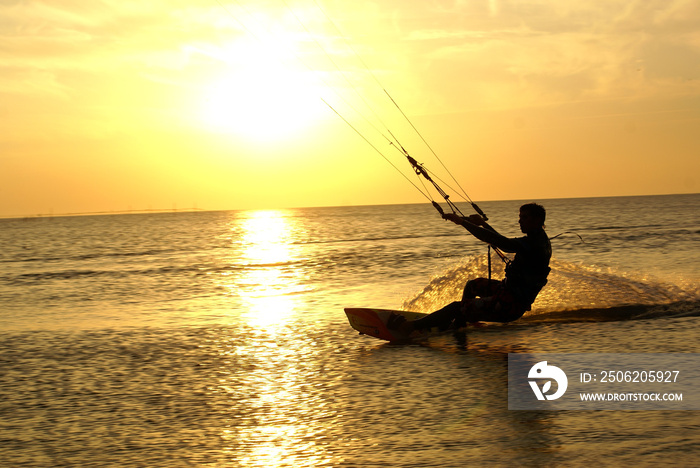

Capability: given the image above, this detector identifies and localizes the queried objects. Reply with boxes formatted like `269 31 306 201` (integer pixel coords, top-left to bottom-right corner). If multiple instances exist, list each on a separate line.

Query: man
390 203 551 334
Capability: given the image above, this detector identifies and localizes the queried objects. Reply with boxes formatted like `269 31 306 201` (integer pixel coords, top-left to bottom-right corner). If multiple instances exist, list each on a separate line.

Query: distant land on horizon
3 192 697 220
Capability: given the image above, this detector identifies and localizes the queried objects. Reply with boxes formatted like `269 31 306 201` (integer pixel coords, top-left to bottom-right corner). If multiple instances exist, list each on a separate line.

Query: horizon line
2 192 697 220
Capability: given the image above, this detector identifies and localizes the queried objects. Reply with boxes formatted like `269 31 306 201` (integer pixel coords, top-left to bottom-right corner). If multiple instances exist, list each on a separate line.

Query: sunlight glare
200 39 325 141
211 328 337 466
235 210 307 329
242 210 290 265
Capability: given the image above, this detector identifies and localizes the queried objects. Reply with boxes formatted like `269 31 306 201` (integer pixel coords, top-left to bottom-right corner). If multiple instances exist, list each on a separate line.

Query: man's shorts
464 278 527 323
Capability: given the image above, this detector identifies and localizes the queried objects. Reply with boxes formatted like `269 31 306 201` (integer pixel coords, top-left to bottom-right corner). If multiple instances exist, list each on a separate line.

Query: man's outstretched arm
442 213 518 252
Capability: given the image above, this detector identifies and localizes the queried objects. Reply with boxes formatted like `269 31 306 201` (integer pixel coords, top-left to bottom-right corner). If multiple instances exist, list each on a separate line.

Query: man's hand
442 213 464 225
465 214 486 226
442 213 486 226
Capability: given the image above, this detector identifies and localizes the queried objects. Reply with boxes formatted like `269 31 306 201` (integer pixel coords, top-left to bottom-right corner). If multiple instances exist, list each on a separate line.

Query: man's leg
462 287 526 323
460 297 495 324
392 279 506 334
410 301 462 331
462 278 503 301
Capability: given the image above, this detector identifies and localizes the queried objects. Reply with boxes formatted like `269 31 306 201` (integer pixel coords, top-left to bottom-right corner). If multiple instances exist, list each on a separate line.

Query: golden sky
2 0 699 216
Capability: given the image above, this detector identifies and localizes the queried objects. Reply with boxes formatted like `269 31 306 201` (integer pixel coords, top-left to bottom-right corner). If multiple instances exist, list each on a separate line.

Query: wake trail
401 255 700 323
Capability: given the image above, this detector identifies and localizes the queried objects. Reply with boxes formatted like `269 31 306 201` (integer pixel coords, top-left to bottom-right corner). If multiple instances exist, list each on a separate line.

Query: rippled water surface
1 195 699 466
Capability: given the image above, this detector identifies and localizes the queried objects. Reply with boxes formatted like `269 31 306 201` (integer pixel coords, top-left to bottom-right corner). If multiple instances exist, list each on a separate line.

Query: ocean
1 194 699 467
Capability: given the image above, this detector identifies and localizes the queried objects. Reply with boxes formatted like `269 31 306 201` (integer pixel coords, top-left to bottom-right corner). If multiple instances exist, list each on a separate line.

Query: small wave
0 249 180 265
11 269 130 282
3 259 305 286
520 301 700 324
291 232 462 246
588 223 664 231
7 265 203 284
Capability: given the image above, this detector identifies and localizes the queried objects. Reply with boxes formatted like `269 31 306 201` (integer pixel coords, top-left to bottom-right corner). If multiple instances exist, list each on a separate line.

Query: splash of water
402 255 700 322
401 255 501 313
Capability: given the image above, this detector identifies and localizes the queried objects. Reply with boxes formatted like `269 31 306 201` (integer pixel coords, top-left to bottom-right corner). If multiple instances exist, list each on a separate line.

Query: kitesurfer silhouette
389 203 551 334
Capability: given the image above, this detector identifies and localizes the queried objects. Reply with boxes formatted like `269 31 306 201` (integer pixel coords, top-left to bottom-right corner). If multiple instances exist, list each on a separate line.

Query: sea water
1 194 698 467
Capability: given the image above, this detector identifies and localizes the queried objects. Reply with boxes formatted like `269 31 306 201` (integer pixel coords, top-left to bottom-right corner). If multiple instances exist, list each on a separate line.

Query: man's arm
442 213 519 252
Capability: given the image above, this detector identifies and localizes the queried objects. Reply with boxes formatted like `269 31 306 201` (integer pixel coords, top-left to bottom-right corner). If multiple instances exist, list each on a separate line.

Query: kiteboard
344 308 426 342
344 307 487 342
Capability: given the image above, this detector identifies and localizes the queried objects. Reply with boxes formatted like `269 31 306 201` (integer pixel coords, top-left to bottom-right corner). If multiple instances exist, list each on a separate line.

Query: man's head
519 203 546 233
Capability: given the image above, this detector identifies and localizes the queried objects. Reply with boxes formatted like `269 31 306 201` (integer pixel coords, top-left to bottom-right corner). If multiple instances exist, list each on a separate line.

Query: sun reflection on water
207 329 340 466
234 210 309 330
211 210 338 465
241 210 290 265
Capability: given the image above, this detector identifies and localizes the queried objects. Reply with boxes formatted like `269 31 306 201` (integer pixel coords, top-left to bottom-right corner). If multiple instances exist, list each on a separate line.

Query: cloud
0 68 71 99
2 0 698 124
393 0 700 112
0 1 235 73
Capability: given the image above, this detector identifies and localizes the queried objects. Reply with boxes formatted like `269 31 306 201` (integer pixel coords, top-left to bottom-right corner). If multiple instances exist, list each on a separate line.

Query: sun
200 42 327 142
